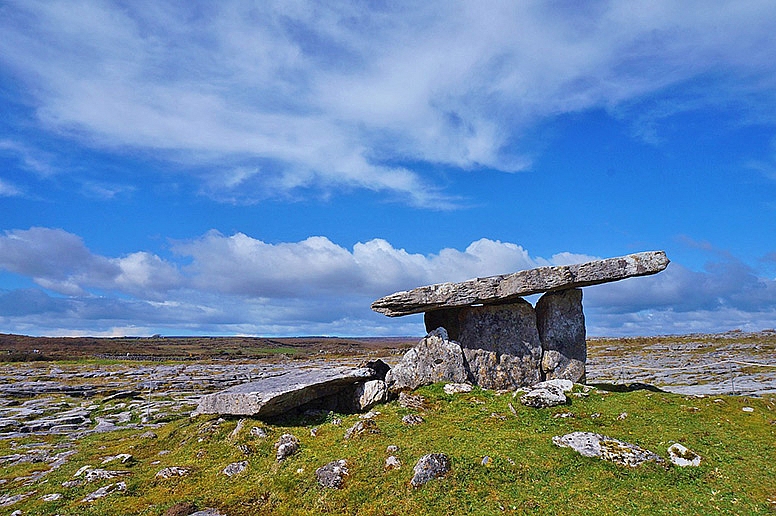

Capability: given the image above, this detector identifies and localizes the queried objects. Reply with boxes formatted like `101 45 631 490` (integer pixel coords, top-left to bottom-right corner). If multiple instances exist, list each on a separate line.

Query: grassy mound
2 384 774 515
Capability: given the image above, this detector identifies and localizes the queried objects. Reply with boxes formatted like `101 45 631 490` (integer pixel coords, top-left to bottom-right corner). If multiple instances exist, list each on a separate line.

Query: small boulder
402 414 425 426
385 328 469 393
411 453 451 487
667 443 701 467
156 467 190 479
443 383 473 394
222 461 248 476
81 481 127 502
250 426 268 438
553 431 663 467
344 419 380 440
351 380 388 411
275 434 300 461
315 459 349 489
520 384 567 408
385 456 401 470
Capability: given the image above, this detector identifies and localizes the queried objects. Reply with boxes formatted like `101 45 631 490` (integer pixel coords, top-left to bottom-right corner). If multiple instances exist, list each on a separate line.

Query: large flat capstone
193 366 378 418
371 251 669 317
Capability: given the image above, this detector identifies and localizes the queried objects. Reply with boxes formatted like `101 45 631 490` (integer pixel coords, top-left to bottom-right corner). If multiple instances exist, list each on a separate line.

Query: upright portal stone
536 289 586 382
425 299 542 389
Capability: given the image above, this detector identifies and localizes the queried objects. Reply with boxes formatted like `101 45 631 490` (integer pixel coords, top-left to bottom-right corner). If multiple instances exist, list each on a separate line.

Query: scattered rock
444 383 473 394
531 378 574 392
386 445 400 453
617 412 628 420
140 430 158 439
229 419 246 440
93 419 120 433
553 432 664 467
316 459 349 489
402 414 425 426
385 328 469 393
41 493 62 502
156 467 190 479
101 453 134 465
222 460 248 477
81 481 126 502
343 419 380 439
250 426 268 438
275 434 300 461
411 453 451 487
481 456 492 466
520 383 568 408
667 443 701 467
190 510 226 516
536 288 586 382
385 455 401 470
359 410 381 419
742 406 754 413
0 491 36 508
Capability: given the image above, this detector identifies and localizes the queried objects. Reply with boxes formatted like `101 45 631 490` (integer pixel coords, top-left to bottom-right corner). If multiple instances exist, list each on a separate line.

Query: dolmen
372 250 669 390
194 251 668 419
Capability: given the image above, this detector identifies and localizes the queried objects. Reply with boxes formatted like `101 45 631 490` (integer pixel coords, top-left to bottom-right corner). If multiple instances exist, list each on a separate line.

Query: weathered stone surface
426 301 542 390
372 251 669 316
222 460 248 476
667 443 701 467
350 380 388 412
275 433 300 461
316 459 349 489
156 466 190 479
81 481 126 502
411 453 451 487
443 383 473 394
536 289 586 382
385 328 469 393
343 419 380 439
520 383 568 408
193 366 377 418
553 431 664 467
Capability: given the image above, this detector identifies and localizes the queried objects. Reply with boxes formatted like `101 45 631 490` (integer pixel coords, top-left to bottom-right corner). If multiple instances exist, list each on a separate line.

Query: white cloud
2 1 776 204
1 227 776 336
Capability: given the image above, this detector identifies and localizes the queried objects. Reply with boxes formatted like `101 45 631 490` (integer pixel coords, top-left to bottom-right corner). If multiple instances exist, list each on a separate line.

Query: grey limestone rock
667 443 701 467
316 459 349 489
411 453 451 487
520 383 568 408
427 300 542 389
385 328 468 393
81 481 127 502
194 366 378 418
275 433 300 461
553 431 664 467
156 466 190 479
350 380 388 412
373 251 669 316
343 419 380 439
222 460 248 476
536 288 586 382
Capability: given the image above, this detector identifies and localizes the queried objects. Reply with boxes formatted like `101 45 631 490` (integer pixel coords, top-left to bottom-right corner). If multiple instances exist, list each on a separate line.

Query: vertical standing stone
426 299 542 390
536 288 586 383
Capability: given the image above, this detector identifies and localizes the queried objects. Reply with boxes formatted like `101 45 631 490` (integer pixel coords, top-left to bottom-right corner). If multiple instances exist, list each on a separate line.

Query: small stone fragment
617 412 628 420
411 453 451 487
42 493 62 502
385 455 401 470
444 383 473 394
310 427 318 437
481 456 492 466
140 431 158 439
667 443 701 467
228 419 246 440
520 384 567 408
250 426 268 438
156 467 190 479
316 459 349 489
742 407 754 413
101 453 134 465
0 491 36 508
222 461 248 477
343 419 380 439
81 481 126 502
402 414 425 426
386 445 400 453
275 434 300 461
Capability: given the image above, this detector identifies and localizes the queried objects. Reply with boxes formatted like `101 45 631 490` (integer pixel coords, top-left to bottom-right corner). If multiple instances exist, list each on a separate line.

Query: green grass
2 384 775 515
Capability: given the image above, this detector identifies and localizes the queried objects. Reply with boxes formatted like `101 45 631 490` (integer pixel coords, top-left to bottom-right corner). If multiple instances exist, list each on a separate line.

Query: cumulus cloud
1 1 776 204
1 227 776 336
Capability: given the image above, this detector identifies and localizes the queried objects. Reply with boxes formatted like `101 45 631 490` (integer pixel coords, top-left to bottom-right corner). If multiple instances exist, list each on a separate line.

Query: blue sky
1 1 776 337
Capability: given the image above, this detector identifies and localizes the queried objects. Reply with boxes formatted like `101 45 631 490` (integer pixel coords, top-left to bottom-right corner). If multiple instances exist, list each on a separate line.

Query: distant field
0 334 417 362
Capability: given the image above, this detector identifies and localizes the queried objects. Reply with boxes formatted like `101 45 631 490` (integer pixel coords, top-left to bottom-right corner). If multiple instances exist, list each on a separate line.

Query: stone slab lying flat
193 367 376 418
371 251 669 317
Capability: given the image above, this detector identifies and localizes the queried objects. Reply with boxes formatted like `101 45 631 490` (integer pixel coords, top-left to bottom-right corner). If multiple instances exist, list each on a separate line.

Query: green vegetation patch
1 385 774 515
